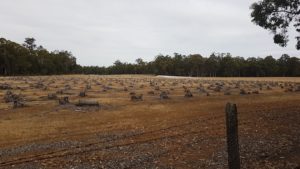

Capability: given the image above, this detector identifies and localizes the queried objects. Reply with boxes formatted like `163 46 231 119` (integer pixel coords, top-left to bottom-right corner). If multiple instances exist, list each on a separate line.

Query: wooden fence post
225 103 241 169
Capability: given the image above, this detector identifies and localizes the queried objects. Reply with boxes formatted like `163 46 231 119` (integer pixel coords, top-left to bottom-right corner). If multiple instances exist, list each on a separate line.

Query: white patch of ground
156 75 195 79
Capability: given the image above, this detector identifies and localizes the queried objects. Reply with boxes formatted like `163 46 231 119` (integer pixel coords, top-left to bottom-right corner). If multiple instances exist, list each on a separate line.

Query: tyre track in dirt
0 112 227 167
1 105 299 167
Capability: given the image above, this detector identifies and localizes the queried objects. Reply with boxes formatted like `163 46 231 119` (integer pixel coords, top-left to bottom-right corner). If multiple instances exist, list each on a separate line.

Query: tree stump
13 100 25 108
48 93 57 100
79 91 86 97
184 90 193 97
160 91 169 99
58 97 69 105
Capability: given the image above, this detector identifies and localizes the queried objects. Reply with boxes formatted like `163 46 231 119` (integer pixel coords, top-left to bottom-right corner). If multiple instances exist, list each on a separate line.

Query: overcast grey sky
0 0 299 66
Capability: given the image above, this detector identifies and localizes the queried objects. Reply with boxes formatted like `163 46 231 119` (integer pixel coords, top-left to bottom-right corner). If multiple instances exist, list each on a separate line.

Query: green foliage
0 37 299 76
23 37 37 51
250 0 300 49
0 37 77 75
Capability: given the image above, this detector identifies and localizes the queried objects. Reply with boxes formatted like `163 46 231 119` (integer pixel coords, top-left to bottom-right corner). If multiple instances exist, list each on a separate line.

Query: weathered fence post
225 103 240 169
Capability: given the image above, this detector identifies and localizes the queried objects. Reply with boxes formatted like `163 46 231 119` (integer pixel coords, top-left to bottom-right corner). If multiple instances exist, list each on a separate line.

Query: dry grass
0 75 299 168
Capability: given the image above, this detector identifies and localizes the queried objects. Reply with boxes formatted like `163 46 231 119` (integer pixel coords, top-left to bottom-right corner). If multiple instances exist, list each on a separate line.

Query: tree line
1 37 300 77
0 37 78 75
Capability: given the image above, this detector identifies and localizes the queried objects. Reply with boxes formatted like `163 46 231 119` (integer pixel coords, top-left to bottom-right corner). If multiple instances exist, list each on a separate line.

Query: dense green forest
1 37 300 77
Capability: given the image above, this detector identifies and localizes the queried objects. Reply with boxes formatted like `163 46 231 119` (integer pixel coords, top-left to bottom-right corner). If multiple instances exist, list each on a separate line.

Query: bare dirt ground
0 75 299 169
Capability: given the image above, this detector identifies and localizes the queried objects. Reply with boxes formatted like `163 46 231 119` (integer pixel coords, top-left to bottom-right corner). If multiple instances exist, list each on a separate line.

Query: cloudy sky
0 0 298 66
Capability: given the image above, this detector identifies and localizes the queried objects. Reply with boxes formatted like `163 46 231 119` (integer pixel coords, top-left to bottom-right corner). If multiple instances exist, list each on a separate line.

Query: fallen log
76 99 100 107
131 94 143 101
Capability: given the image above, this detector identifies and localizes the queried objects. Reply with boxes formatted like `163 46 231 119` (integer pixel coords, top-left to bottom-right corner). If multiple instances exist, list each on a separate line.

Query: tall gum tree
250 0 300 49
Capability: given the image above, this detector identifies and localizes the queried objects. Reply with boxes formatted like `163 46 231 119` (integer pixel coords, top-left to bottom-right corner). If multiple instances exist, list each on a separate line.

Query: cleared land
0 75 299 168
